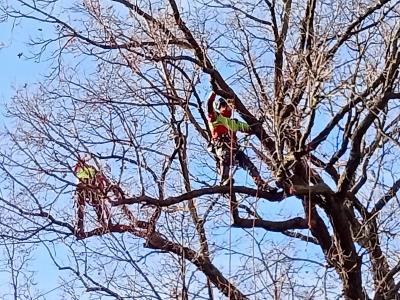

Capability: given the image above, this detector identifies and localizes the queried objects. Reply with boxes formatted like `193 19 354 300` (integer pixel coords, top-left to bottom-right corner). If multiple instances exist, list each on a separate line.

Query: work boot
220 177 235 186
261 184 280 193
254 177 279 193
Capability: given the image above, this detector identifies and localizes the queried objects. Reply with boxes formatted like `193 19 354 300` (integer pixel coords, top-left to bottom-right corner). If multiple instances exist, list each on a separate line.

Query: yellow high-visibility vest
76 165 96 181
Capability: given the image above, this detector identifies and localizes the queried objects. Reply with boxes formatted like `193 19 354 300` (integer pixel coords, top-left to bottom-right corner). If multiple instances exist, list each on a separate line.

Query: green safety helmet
214 97 228 112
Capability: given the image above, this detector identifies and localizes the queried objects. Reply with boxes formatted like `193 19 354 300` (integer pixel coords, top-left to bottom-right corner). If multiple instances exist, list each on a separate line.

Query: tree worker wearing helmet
74 156 111 238
207 90 276 192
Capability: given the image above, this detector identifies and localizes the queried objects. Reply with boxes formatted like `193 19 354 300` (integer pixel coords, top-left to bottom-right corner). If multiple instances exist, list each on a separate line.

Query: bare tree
0 0 400 299
0 240 38 300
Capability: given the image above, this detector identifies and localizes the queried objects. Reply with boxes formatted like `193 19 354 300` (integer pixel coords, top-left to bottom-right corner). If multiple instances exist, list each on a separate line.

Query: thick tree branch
371 179 400 215
232 216 308 232
113 185 284 207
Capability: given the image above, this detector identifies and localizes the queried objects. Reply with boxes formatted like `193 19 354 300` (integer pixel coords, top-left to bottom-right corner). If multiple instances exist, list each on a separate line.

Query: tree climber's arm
217 115 251 133
207 91 217 121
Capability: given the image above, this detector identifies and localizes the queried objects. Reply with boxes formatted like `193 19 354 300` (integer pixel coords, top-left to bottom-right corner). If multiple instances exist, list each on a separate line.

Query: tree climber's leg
215 140 233 186
85 178 96 206
94 195 111 231
92 175 112 231
95 173 106 193
103 201 111 228
96 172 111 197
75 183 86 238
235 150 277 192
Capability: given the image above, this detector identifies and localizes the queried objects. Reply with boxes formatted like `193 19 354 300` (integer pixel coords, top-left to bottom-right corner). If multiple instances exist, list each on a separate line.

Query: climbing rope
308 149 312 229
306 76 314 245
253 128 264 298
228 103 235 298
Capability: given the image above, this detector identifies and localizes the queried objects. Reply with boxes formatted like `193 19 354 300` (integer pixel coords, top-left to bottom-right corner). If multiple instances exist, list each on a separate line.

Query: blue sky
0 17 63 299
0 17 51 114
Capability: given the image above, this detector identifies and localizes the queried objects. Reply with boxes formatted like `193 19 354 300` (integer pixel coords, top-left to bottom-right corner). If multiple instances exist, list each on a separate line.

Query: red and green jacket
208 113 250 140
207 91 250 140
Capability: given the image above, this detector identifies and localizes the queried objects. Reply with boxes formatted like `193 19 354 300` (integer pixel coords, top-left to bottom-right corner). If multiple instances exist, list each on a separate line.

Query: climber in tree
74 156 111 238
207 90 276 191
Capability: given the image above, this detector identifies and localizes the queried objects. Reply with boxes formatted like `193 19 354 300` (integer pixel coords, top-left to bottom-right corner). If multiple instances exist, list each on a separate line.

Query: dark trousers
75 177 111 234
214 137 263 185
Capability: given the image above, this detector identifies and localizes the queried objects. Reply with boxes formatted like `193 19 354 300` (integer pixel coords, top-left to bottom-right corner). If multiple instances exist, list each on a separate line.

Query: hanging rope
306 75 314 246
228 103 235 299
252 129 263 298
308 150 312 229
